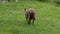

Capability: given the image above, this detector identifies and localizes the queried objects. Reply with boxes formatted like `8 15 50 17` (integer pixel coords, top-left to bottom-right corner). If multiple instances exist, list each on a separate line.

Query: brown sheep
24 8 35 25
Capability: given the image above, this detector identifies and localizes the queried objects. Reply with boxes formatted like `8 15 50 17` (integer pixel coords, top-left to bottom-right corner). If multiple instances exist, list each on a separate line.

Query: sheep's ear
24 8 26 11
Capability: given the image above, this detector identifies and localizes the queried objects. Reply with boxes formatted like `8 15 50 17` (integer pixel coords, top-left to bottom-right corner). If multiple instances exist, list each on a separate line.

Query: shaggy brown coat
24 8 35 25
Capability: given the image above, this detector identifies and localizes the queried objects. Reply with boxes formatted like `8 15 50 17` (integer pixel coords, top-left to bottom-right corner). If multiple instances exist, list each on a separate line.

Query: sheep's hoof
28 22 31 25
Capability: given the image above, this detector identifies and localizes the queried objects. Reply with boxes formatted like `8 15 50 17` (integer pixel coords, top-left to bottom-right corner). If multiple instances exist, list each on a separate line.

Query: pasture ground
0 1 60 34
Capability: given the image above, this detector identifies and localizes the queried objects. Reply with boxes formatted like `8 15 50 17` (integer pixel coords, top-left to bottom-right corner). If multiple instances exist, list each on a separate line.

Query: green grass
0 1 60 34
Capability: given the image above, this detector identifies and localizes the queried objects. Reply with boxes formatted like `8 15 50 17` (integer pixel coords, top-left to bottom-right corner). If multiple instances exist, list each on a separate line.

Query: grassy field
0 1 60 34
